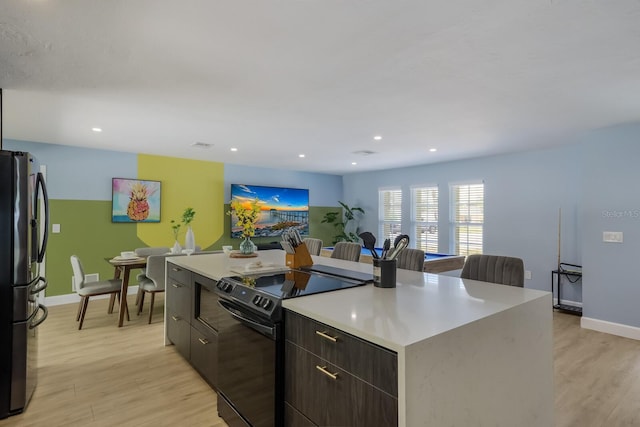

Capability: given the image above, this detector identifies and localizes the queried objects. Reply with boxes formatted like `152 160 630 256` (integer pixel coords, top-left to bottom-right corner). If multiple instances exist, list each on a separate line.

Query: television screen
230 184 309 238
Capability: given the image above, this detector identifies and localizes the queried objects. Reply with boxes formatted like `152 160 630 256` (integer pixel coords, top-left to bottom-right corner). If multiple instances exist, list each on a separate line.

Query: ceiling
2 1 640 175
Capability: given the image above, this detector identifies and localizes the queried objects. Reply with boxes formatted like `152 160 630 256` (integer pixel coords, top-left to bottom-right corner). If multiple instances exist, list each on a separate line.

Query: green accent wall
47 200 145 296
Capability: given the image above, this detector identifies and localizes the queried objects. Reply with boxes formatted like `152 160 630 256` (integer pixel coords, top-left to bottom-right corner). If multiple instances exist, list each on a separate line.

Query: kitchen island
166 250 553 427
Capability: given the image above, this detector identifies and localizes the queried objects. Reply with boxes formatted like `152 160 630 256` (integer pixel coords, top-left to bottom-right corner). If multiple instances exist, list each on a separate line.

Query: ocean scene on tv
230 184 309 238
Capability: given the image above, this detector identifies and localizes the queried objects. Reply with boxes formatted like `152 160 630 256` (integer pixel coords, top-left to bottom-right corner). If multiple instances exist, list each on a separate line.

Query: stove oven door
216 298 282 427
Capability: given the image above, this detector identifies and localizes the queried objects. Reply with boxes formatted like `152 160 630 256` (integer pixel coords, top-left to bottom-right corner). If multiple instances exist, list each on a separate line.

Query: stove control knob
221 282 234 293
252 295 263 306
261 298 273 310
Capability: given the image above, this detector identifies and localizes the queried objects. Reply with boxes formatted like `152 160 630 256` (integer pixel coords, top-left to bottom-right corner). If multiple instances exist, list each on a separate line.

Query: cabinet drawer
285 310 398 396
167 311 190 360
166 279 191 319
167 261 191 284
284 402 316 427
190 322 218 389
285 342 398 427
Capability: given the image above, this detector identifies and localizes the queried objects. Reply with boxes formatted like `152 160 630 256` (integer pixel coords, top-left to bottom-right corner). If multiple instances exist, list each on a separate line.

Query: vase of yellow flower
228 198 261 255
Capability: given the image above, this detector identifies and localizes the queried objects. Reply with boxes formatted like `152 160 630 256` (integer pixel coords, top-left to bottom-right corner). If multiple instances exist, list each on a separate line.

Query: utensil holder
373 258 397 288
285 242 314 268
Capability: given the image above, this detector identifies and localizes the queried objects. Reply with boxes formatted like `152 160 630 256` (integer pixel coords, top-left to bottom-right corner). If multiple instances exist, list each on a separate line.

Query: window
451 182 484 256
412 185 438 253
379 187 402 243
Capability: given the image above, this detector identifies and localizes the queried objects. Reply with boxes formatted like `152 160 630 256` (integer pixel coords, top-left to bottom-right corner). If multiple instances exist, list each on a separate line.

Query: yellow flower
228 198 261 237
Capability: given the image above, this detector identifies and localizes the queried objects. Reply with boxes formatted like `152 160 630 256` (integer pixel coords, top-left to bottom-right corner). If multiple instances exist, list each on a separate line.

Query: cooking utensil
358 231 379 259
387 236 409 261
381 238 391 259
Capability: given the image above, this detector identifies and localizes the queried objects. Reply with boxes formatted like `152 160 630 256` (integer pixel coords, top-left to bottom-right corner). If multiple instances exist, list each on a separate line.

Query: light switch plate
52 223 61 233
603 231 623 243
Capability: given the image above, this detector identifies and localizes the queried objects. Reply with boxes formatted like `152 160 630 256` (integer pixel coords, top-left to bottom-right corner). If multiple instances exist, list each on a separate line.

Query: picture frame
112 178 161 223
229 183 309 238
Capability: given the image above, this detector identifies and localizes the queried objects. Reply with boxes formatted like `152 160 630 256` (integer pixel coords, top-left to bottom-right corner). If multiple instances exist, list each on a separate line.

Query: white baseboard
45 286 139 307
581 316 640 341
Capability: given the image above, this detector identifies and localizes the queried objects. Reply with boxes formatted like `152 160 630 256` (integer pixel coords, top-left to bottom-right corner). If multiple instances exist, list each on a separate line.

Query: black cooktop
225 269 369 300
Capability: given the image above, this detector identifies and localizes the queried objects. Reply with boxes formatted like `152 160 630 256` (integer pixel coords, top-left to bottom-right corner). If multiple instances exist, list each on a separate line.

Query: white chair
136 254 171 324
71 255 125 330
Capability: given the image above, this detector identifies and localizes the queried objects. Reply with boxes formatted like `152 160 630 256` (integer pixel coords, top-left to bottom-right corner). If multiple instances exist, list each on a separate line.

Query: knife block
285 242 314 268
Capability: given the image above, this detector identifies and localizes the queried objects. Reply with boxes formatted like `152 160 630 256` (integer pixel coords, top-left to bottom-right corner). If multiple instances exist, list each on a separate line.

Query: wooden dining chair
71 255 125 330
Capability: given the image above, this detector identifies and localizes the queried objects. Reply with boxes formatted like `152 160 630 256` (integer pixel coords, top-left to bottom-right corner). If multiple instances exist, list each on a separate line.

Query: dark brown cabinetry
284 310 398 427
166 264 192 359
190 273 219 388
166 264 219 390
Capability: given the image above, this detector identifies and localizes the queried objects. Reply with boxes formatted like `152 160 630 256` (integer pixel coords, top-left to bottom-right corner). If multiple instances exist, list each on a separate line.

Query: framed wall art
112 178 161 223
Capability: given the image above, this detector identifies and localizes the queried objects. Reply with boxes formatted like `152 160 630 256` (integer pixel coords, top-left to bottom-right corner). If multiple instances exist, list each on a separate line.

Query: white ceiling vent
352 150 377 156
191 142 213 149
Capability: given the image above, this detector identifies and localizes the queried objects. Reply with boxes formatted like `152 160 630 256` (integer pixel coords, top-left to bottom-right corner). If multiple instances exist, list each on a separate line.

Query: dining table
106 256 147 327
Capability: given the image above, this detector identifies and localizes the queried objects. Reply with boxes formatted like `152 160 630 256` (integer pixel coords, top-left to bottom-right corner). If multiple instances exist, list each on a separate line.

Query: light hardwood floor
0 295 226 427
2 298 640 426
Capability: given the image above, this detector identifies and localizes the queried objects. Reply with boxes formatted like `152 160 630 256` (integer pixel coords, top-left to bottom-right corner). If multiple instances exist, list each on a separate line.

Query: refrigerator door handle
31 277 48 295
29 304 48 329
35 172 49 263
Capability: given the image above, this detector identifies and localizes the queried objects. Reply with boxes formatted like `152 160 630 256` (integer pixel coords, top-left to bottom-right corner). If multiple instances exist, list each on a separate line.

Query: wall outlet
603 231 623 243
524 270 532 280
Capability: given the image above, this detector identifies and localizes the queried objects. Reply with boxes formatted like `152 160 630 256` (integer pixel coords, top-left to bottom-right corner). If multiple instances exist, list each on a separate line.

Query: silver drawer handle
171 315 180 321
171 267 181 272
171 283 181 288
316 365 338 380
315 330 337 342
198 338 209 345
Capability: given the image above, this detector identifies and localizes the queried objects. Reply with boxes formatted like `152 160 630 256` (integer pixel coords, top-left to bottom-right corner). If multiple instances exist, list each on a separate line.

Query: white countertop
169 250 550 352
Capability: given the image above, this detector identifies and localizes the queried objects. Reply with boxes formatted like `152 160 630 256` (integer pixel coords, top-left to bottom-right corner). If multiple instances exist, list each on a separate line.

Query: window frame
449 181 484 256
378 186 403 245
411 184 439 253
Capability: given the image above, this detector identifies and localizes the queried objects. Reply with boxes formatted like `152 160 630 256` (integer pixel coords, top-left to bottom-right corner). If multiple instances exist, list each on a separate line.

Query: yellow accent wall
136 154 225 249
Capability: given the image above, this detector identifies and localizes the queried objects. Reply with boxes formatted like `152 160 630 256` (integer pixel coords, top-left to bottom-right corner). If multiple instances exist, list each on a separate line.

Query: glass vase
185 226 196 252
239 236 255 255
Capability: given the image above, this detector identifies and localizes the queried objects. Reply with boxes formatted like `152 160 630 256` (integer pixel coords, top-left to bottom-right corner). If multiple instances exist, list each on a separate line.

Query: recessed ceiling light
230 147 238 152
91 127 102 133
351 162 357 165
299 154 305 158
373 135 382 141
429 148 437 152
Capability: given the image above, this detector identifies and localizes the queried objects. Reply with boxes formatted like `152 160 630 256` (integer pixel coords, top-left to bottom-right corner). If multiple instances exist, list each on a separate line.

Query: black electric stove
215 269 370 322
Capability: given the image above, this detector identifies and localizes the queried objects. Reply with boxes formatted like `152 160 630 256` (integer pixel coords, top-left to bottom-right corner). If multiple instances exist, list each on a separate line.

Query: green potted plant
170 207 197 253
181 207 196 252
321 201 365 244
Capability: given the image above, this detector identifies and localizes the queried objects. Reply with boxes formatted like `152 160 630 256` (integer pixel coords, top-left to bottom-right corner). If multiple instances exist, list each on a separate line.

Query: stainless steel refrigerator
0 150 49 419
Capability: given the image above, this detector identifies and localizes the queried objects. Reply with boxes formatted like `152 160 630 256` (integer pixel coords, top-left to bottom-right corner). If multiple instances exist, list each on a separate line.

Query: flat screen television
229 184 309 238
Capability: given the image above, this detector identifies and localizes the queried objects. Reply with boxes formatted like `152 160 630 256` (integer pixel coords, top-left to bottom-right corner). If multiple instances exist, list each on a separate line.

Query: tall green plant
321 201 365 244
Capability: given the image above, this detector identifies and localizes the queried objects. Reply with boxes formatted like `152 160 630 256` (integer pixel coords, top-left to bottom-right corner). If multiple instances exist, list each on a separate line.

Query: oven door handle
217 299 276 337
